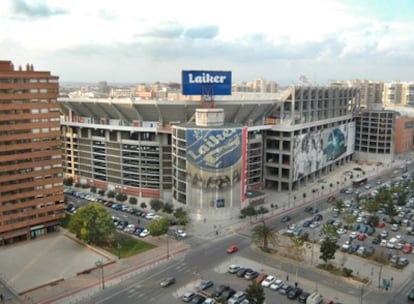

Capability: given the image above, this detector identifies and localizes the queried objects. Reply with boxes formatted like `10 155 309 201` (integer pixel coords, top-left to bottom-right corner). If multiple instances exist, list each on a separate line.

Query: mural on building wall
186 128 245 208
293 122 355 180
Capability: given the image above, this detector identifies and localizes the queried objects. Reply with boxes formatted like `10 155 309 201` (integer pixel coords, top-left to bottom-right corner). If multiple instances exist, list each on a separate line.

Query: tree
129 197 137 205
150 199 164 212
240 205 256 222
90 186 97 193
68 203 114 245
251 222 278 251
115 193 127 202
319 238 339 264
174 208 189 228
147 216 169 237
63 177 73 186
140 202 147 209
245 282 266 304
320 224 339 241
162 202 174 214
107 190 115 198
334 200 345 213
289 235 306 260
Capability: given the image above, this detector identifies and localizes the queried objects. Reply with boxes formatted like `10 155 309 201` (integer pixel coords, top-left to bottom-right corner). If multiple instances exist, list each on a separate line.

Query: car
261 275 276 287
398 257 410 267
227 291 246 304
304 206 313 213
202 298 216 304
269 279 284 291
160 277 176 287
313 214 323 222
378 221 385 228
236 268 249 278
191 294 206 304
336 228 347 235
197 279 214 291
287 287 303 299
139 228 150 238
255 272 268 284
298 291 310 303
217 288 236 301
350 231 359 239
380 230 389 238
212 285 229 298
372 237 381 244
403 243 413 254
227 245 239 254
244 270 259 280
182 291 196 302
228 264 241 274
408 287 414 301
176 230 187 238
357 233 367 241
392 224 400 231
327 196 336 203
302 220 313 227
364 246 375 257
281 215 291 222
323 299 334 304
278 284 293 295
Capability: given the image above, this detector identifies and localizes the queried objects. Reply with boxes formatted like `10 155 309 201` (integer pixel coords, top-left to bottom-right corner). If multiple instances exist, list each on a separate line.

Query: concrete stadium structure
60 86 360 219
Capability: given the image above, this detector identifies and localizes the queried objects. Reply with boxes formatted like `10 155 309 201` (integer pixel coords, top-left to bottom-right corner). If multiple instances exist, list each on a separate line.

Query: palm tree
251 222 278 251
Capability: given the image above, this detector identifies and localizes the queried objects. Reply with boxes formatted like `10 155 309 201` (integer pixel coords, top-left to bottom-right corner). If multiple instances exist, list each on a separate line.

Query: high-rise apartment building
0 60 65 245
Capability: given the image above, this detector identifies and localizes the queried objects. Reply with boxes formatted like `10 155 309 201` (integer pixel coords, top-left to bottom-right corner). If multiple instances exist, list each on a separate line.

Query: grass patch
100 232 156 259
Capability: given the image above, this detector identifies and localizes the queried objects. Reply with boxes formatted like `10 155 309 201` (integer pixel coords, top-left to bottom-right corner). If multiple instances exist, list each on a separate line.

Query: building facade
60 86 361 219
354 109 396 162
0 60 65 245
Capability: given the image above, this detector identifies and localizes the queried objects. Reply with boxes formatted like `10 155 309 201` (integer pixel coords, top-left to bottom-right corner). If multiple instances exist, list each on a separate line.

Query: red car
357 233 367 241
227 245 239 254
378 221 385 228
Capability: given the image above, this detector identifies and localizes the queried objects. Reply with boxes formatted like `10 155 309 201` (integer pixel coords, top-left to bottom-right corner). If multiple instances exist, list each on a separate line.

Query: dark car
160 277 176 287
304 206 313 213
281 215 291 222
408 287 414 301
278 284 293 295
236 268 249 278
298 291 311 303
372 237 381 245
218 288 236 301
313 214 323 222
197 280 214 291
213 285 229 298
303 220 312 227
191 294 206 304
287 287 303 299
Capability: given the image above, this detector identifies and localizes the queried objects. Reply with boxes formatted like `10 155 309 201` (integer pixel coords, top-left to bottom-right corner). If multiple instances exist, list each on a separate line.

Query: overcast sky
2 0 414 85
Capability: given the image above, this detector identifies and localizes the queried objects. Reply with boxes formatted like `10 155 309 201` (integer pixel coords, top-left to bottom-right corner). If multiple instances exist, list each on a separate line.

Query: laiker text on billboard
182 70 232 95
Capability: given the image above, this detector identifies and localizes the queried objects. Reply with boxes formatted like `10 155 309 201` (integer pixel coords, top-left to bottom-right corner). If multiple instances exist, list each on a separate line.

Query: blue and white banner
182 70 232 95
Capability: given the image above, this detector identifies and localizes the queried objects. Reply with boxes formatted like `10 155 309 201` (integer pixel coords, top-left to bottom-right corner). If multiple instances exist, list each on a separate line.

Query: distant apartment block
0 60 65 245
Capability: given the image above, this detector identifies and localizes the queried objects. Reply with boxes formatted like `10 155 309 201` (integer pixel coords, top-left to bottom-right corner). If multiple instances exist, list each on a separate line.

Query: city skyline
3 0 414 85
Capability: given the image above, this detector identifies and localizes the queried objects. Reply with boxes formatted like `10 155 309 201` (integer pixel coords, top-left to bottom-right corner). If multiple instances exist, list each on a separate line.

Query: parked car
244 270 259 280
217 288 236 302
182 291 196 302
408 287 414 301
255 272 268 284
191 294 206 304
278 284 293 295
197 280 214 291
227 291 246 304
298 291 310 303
261 275 276 287
281 215 291 222
176 230 187 238
287 287 303 299
212 285 229 298
269 279 284 291
228 264 241 274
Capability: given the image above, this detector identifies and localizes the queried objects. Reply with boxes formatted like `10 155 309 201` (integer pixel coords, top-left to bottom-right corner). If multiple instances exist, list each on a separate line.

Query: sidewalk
23 234 189 304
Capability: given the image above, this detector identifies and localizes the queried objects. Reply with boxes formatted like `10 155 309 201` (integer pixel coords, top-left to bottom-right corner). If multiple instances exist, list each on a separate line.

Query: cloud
184 25 219 39
11 0 68 19
138 22 185 39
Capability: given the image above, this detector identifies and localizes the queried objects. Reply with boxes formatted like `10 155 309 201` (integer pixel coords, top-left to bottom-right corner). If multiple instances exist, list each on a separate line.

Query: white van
306 291 323 304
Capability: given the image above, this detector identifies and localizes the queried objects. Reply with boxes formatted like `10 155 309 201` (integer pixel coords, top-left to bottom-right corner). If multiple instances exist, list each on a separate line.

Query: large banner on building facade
186 127 246 208
292 122 355 180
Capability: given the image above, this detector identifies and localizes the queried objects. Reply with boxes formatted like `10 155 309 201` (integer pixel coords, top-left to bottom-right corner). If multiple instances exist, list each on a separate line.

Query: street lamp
95 260 105 290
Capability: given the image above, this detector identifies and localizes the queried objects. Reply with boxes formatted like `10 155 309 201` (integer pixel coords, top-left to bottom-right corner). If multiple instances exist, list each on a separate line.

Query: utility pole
378 264 383 289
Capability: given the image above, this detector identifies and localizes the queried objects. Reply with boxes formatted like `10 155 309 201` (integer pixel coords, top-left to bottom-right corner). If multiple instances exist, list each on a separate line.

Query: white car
176 230 187 238
261 275 276 287
269 279 283 291
336 228 347 235
139 229 150 238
